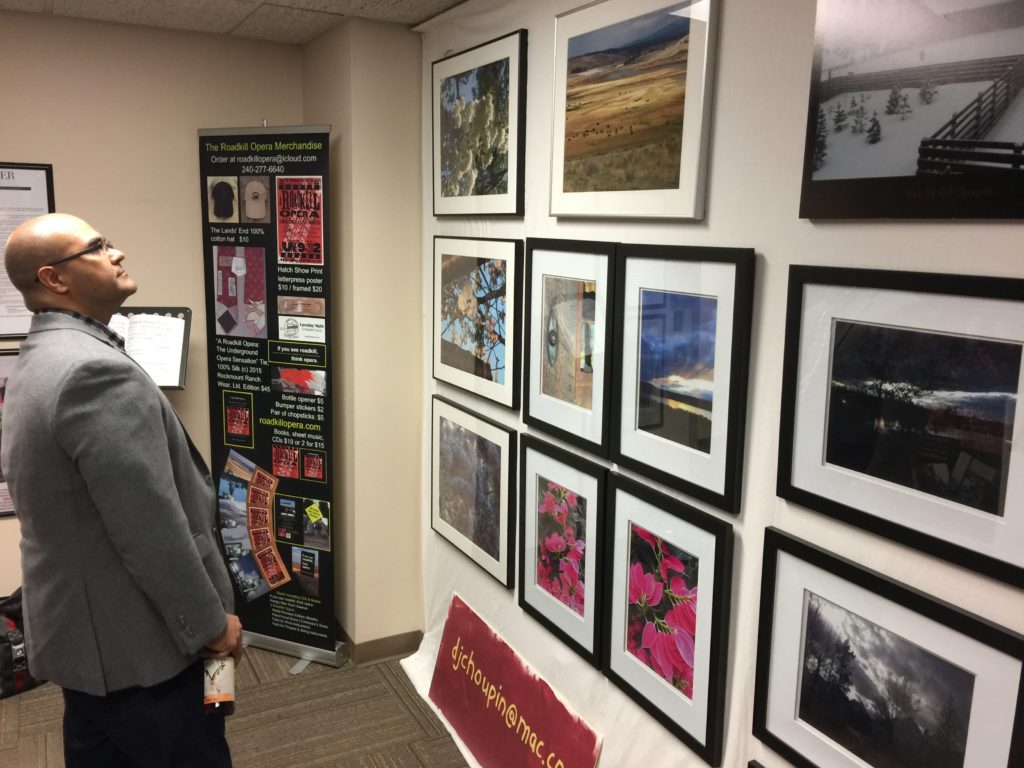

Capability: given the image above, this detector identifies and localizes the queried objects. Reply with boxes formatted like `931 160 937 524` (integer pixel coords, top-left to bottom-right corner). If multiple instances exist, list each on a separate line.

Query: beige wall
0 11 304 595
0 12 426 653
303 19 424 644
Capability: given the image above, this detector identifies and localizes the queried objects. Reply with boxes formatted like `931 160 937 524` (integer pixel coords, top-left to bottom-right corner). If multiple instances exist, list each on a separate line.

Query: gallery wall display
523 238 617 456
549 0 719 219
0 162 54 338
778 265 1024 587
519 434 607 666
433 236 522 409
602 473 733 766
753 527 1024 768
432 30 527 216
799 0 1024 218
612 243 755 513
431 396 517 586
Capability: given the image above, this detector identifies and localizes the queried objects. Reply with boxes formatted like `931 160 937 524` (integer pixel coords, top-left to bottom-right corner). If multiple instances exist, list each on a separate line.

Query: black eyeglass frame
45 238 113 268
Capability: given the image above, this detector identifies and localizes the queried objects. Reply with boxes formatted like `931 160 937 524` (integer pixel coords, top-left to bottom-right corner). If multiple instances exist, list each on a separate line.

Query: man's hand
204 614 244 661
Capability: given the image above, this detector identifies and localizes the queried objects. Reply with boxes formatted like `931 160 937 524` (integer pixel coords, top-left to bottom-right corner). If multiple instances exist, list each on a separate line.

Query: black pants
62 660 232 768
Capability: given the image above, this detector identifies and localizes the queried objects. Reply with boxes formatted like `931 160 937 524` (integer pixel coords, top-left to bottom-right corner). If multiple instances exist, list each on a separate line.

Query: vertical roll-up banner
198 126 343 666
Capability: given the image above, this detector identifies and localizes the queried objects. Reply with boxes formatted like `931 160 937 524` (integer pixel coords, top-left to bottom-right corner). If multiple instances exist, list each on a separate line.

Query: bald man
1 214 241 767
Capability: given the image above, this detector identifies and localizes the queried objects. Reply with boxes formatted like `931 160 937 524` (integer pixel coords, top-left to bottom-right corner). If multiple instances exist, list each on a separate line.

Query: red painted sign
429 594 602 768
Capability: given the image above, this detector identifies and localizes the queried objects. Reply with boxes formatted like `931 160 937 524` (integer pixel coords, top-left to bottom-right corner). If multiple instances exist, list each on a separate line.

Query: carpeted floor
0 648 467 767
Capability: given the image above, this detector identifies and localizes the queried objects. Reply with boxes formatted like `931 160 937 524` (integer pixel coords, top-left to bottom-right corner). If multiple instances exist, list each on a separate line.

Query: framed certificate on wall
0 162 55 338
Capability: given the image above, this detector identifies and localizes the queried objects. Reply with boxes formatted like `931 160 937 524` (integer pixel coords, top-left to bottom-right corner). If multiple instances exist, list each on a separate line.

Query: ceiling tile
0 0 45 11
275 0 465 25
231 3 340 44
51 0 258 35
2 0 471 42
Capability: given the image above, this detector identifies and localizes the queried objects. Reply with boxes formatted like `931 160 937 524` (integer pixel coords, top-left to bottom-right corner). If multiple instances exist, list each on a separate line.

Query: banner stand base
243 630 348 668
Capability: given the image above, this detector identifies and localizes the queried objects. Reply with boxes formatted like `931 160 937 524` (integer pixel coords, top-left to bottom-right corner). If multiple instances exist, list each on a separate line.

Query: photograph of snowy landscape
801 0 1024 217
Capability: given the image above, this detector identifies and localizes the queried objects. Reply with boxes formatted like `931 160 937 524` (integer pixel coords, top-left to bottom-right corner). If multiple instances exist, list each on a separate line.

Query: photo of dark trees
437 415 502 559
827 320 1020 515
799 592 974 768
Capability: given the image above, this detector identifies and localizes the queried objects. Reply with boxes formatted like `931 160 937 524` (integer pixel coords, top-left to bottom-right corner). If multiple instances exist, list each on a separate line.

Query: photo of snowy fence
801 0 1024 217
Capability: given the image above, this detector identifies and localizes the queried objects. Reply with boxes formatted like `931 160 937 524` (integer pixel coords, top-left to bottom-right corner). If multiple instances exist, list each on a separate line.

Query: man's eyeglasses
45 238 114 268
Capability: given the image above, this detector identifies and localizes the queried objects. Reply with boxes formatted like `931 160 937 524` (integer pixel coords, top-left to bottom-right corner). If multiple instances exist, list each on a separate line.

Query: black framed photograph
778 266 1024 587
519 434 606 666
433 236 522 408
799 0 1024 218
549 0 719 219
0 349 19 517
602 473 733 765
431 396 516 587
523 238 616 456
753 527 1024 768
432 30 527 216
612 244 755 513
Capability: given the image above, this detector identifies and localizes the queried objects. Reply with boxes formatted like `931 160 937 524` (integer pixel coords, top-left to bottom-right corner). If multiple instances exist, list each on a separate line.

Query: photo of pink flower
625 522 698 699
535 475 587 616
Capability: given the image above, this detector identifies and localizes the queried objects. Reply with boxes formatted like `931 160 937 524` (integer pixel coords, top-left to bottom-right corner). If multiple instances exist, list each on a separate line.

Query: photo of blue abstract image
637 289 718 453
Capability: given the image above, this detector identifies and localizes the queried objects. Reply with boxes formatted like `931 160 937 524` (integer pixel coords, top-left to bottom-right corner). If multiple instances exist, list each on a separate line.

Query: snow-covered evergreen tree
885 85 903 115
833 102 848 132
851 103 866 134
918 81 937 105
814 105 828 169
899 92 913 120
867 111 882 144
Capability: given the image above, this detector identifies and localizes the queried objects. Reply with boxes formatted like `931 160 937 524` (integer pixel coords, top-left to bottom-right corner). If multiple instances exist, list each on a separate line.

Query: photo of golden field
563 6 689 193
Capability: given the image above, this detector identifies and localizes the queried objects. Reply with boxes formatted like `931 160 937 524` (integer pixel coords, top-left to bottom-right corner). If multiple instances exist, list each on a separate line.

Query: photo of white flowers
432 30 526 215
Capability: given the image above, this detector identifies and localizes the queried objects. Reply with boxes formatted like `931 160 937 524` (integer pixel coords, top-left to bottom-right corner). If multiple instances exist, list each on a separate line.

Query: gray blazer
1 312 234 695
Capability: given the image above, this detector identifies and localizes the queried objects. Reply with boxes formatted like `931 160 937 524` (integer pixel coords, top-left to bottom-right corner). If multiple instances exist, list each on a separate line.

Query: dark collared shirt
35 308 126 350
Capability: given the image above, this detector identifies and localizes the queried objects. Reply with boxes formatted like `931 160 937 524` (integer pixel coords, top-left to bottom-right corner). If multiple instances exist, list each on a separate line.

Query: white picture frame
549 0 718 219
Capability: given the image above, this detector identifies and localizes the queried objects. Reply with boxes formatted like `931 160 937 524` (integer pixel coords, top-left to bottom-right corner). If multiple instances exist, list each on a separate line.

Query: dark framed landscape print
753 528 1024 768
603 474 733 766
433 236 522 408
523 238 616 456
612 244 755 513
549 0 719 219
778 266 1024 586
519 435 606 666
432 30 527 216
799 0 1024 218
431 396 516 586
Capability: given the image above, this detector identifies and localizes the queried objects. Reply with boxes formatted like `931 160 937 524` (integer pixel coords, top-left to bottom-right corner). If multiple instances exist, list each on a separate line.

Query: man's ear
35 266 71 295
